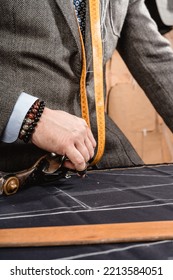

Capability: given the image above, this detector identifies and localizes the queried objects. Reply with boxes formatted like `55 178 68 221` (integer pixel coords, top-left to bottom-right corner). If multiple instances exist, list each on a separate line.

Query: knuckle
81 119 87 127
72 130 84 140
75 156 84 166
68 134 77 143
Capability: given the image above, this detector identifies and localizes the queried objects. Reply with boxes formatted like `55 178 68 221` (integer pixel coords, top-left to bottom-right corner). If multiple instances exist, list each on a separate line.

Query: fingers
64 121 96 171
84 137 95 159
63 160 87 178
87 127 97 149
65 146 88 171
81 119 96 149
63 160 75 170
64 140 95 171
75 140 91 162
32 109 97 171
64 130 96 171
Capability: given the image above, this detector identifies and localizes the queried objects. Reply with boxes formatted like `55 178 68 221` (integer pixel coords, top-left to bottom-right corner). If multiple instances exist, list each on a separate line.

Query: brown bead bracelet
18 100 45 143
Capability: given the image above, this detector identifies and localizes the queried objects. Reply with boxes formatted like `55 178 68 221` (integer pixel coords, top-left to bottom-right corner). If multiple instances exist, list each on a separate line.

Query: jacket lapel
55 0 82 58
55 0 95 71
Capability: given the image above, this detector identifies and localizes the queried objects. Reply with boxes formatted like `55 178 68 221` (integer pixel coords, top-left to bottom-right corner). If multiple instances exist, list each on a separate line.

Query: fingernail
77 169 87 177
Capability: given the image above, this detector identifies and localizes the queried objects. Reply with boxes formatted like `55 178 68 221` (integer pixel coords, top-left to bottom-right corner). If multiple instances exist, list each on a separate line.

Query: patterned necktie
73 0 86 39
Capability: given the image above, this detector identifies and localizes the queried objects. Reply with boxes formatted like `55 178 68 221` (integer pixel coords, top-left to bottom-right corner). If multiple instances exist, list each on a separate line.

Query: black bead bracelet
19 100 45 143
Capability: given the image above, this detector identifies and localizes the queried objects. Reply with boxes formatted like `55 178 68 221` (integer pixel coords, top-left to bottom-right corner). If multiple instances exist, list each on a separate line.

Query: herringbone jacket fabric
0 0 173 171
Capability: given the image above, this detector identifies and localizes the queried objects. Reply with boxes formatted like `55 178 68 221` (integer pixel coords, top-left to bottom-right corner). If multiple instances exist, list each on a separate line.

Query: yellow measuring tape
79 0 105 166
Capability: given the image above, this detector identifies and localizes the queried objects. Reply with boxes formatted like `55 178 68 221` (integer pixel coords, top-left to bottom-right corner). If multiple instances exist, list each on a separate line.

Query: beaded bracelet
18 100 45 143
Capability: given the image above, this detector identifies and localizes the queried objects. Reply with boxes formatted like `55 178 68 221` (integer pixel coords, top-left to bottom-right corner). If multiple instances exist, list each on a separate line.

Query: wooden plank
0 221 173 247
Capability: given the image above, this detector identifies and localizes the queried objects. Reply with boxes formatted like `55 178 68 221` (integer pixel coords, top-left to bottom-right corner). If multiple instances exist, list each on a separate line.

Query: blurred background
106 0 173 164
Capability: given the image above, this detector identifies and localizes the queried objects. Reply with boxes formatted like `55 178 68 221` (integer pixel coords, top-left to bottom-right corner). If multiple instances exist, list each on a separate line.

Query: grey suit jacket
0 0 173 171
156 0 173 26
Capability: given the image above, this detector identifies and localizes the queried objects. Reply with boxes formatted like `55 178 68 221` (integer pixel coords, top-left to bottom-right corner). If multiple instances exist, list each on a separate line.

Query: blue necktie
73 0 86 39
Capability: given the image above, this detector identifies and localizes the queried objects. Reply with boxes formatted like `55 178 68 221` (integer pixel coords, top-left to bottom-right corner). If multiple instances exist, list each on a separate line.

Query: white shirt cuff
1 92 38 143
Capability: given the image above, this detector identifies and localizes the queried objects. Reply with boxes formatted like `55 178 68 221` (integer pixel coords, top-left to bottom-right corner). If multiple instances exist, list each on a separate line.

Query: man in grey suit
145 0 173 34
0 0 173 174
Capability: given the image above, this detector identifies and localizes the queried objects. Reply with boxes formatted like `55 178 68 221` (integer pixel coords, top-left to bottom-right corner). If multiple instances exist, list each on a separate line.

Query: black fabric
0 164 173 259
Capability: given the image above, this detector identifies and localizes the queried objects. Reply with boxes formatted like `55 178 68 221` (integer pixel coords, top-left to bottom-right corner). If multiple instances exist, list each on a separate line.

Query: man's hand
31 108 96 171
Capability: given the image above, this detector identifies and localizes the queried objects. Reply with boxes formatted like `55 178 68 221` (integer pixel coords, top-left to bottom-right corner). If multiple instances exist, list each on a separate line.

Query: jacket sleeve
118 0 173 131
